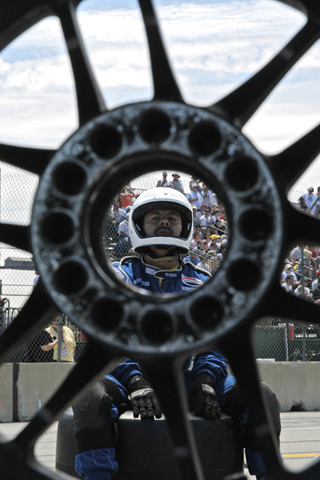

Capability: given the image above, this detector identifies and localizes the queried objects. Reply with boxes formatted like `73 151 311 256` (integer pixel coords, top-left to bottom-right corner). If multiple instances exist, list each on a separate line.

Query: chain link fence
1 162 320 362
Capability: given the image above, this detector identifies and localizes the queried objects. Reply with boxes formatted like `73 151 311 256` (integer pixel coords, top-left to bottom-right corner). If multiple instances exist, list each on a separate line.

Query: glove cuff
202 384 215 395
130 387 154 400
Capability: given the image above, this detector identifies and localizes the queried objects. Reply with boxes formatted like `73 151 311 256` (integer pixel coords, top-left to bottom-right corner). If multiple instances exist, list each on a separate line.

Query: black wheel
0 1 319 479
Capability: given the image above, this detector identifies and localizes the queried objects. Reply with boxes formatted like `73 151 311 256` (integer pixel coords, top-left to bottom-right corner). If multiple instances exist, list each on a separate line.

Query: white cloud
0 0 318 192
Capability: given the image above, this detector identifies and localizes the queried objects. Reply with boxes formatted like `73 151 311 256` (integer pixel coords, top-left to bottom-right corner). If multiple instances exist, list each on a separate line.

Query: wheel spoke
262 283 320 325
141 356 205 480
14 341 120 448
0 281 58 364
54 0 106 125
0 224 31 251
269 124 320 190
138 0 183 102
0 144 55 176
285 204 320 246
221 332 282 475
211 20 320 128
0 1 52 50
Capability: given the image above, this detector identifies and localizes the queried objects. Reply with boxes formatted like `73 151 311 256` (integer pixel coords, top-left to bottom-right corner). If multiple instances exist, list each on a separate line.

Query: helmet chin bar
32 100 283 354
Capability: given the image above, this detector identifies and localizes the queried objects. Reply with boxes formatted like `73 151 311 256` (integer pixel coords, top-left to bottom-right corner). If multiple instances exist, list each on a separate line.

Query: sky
0 0 319 224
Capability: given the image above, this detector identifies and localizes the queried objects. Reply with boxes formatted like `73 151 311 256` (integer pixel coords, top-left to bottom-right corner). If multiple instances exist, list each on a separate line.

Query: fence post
0 279 2 329
284 322 289 361
300 247 307 361
57 314 63 362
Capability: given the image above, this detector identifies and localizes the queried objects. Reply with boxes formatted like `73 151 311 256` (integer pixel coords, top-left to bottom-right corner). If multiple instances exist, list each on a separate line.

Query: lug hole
188 121 221 156
91 124 122 158
140 309 174 344
227 259 261 291
53 162 87 196
139 109 171 144
189 296 224 329
53 261 89 295
225 156 259 192
92 298 124 331
239 208 274 242
40 211 75 245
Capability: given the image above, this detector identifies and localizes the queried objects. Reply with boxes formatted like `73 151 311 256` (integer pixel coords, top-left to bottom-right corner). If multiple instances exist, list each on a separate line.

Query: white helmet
129 187 193 254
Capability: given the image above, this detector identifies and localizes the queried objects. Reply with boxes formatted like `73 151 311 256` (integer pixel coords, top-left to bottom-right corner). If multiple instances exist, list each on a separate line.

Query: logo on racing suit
182 274 204 290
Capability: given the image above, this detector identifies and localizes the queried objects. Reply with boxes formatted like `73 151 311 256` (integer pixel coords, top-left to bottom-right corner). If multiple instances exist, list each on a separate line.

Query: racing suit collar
142 253 180 271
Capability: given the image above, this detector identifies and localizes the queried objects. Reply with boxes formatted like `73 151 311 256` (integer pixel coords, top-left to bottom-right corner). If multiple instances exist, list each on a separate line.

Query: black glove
128 375 162 420
188 373 221 420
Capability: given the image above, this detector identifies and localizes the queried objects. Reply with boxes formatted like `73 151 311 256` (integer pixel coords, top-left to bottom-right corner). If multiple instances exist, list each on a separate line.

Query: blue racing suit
112 255 210 293
74 256 276 480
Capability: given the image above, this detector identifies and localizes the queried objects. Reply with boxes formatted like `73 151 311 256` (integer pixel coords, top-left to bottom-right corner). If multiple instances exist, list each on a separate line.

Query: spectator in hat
210 234 220 252
196 204 206 220
171 173 184 194
156 171 172 188
186 182 203 211
201 183 215 209
299 187 319 214
211 234 220 241
281 264 298 284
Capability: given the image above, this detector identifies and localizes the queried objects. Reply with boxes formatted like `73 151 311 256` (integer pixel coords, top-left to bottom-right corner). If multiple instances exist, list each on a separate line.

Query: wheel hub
31 100 284 354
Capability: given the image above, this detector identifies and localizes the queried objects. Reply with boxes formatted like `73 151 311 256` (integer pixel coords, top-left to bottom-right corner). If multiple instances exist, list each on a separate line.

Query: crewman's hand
128 375 162 420
188 374 221 420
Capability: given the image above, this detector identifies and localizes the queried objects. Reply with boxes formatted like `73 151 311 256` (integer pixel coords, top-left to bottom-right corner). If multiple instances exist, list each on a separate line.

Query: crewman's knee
72 380 115 454
223 381 281 449
260 381 281 438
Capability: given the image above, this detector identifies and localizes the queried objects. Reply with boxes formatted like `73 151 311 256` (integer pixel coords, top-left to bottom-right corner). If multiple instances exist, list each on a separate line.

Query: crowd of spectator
281 245 320 303
182 177 227 273
280 185 320 304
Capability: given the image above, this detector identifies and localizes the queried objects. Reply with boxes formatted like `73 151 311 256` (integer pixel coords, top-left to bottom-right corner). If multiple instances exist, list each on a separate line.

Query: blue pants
74 374 270 480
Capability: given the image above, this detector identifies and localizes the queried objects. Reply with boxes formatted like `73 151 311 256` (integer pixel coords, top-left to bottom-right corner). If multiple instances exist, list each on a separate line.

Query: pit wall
0 362 319 422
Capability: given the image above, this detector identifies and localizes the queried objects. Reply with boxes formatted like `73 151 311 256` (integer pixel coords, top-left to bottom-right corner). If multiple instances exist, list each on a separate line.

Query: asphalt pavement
0 411 320 479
